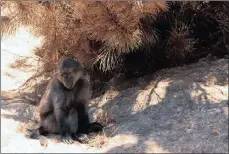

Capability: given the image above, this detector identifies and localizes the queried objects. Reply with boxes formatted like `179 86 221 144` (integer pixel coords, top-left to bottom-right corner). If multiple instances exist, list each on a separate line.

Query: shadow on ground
90 58 228 153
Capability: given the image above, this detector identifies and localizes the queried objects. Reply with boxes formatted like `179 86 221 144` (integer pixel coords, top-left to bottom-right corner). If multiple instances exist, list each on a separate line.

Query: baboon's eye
61 72 69 77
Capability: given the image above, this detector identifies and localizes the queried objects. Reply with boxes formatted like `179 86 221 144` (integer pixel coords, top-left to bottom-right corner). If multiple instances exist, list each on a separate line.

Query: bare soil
1 57 228 153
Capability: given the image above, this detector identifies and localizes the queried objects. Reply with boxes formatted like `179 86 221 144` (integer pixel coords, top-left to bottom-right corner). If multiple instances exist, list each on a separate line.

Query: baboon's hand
61 134 74 144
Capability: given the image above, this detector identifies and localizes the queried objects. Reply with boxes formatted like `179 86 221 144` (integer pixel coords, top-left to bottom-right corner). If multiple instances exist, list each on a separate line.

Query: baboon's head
57 57 83 89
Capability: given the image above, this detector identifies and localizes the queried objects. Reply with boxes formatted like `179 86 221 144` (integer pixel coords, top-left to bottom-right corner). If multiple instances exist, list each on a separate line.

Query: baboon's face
57 58 83 89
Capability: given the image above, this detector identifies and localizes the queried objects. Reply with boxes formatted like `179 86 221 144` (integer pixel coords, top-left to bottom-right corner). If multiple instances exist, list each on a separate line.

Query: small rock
39 136 48 147
213 131 220 136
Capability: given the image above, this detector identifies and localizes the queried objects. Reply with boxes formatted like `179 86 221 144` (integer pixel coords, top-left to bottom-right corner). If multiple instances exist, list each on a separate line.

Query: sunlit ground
1 27 43 91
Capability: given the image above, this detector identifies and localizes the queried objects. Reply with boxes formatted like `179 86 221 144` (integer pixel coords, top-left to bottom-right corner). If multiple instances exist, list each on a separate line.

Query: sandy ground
1 27 43 91
1 28 228 153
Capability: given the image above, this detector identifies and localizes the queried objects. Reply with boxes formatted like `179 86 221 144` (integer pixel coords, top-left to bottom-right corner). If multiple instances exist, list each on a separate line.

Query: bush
1 1 228 85
1 1 167 72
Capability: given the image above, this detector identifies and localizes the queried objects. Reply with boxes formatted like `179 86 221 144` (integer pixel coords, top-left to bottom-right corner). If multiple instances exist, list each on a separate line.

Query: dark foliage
120 1 229 78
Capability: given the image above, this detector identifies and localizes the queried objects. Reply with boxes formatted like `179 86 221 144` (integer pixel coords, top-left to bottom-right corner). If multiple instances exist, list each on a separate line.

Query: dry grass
88 125 120 148
88 132 109 148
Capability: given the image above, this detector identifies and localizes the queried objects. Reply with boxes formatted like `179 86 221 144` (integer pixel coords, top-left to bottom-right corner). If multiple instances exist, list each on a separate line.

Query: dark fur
30 57 103 144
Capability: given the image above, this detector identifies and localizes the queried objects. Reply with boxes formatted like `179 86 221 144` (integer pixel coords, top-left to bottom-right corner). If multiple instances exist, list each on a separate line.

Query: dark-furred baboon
30 57 103 144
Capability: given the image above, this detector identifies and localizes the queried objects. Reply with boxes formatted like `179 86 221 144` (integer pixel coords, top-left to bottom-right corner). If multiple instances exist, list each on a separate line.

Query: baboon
30 57 103 144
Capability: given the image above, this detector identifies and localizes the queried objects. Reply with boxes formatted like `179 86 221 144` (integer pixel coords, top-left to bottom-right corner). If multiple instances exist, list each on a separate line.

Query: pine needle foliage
1 1 167 72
